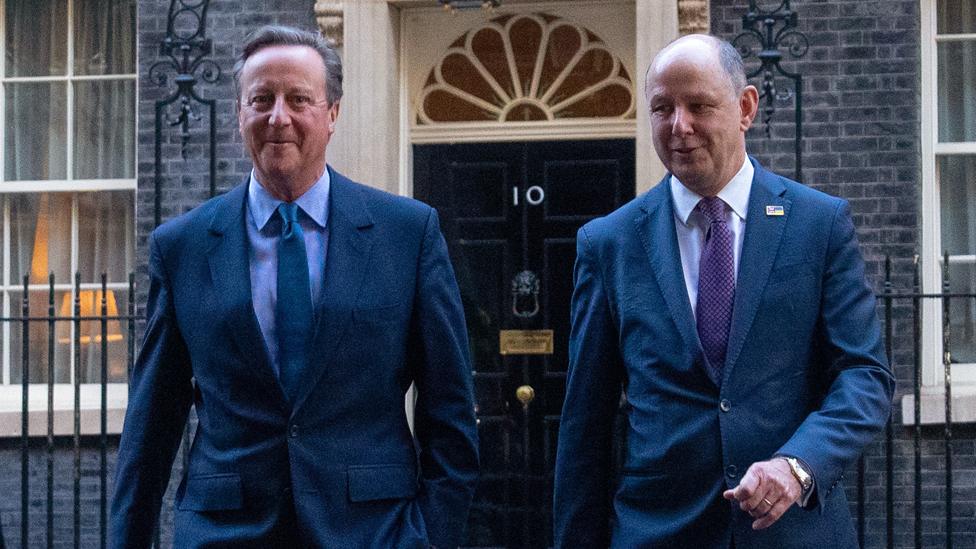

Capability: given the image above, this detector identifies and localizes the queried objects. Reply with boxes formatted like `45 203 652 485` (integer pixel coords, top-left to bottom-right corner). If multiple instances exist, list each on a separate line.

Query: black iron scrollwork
732 0 808 181
150 0 220 226
511 270 540 319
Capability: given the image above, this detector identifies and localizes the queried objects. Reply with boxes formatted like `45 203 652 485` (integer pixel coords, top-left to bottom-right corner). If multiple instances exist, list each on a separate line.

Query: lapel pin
765 205 785 216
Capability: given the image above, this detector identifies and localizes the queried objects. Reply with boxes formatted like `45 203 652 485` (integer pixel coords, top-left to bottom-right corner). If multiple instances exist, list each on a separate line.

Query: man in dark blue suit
112 26 478 548
553 34 894 548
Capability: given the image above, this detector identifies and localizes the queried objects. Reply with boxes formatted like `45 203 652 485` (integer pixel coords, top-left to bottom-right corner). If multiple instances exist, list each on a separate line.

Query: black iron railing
856 253 974 549
4 273 138 549
0 256 973 548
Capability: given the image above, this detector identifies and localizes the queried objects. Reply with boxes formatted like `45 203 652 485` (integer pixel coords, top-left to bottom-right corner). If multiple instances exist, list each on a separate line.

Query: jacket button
289 424 299 438
719 399 731 412
725 464 738 478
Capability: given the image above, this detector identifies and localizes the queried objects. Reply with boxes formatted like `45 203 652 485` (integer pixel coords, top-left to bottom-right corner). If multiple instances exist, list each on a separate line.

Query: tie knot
697 197 726 224
278 202 300 224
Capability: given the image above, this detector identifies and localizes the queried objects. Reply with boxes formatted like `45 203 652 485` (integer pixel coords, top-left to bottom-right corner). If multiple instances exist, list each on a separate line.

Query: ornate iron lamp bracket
732 0 808 180
150 0 221 226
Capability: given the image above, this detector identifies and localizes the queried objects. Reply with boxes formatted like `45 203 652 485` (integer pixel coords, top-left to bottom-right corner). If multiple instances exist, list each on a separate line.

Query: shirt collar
247 168 331 232
669 157 754 225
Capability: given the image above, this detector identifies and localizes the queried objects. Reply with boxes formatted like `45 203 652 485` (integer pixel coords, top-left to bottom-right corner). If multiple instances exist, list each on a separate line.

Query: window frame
906 0 976 425
0 0 136 433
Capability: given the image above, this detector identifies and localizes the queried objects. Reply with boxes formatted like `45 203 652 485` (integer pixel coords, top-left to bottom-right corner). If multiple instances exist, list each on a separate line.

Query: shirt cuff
797 478 815 507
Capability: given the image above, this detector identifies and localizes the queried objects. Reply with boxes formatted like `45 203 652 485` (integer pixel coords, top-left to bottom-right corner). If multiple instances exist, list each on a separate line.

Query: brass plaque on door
499 330 554 355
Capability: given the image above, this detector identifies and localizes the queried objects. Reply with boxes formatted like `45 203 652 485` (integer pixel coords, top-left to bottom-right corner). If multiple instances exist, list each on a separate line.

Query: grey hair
716 38 747 93
233 25 343 105
645 34 748 96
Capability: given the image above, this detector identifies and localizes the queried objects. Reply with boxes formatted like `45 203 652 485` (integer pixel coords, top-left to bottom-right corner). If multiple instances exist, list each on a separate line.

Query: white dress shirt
670 157 754 317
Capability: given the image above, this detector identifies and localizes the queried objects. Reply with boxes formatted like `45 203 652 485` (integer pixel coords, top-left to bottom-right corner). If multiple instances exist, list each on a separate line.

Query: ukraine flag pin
765 205 785 216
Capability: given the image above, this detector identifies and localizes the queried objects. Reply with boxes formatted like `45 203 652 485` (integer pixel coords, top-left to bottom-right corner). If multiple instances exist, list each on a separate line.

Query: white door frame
318 0 681 198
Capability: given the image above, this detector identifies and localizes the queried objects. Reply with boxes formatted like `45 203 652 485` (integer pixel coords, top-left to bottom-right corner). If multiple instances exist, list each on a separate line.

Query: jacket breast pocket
347 464 419 503
177 473 243 511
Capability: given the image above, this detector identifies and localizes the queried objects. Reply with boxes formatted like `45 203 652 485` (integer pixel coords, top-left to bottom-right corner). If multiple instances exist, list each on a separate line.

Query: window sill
0 383 128 437
900 384 976 425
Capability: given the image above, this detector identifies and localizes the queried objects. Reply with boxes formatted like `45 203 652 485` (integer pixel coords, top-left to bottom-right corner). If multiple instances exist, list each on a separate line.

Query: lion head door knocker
511 270 540 318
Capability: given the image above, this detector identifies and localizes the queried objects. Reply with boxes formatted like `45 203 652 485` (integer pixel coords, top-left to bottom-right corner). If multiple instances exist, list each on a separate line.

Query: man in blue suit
112 26 478 548
553 34 894 548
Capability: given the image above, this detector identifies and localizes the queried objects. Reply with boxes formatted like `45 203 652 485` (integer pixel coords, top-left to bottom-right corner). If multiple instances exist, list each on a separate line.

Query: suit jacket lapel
635 177 702 356
723 161 790 381
206 182 288 409
291 167 375 412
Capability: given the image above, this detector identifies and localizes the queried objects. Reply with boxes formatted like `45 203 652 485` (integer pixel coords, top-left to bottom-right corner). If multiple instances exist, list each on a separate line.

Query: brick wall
0 440 119 549
712 2 976 548
136 0 317 313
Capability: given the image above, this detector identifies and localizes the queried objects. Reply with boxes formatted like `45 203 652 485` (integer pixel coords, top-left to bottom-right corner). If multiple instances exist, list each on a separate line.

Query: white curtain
5 0 135 383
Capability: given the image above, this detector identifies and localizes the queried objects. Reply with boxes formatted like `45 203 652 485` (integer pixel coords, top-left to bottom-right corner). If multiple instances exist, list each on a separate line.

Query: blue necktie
276 202 312 399
696 197 735 385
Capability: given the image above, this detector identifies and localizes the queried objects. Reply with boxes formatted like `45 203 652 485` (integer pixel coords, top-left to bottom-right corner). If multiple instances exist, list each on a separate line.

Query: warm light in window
57 290 124 344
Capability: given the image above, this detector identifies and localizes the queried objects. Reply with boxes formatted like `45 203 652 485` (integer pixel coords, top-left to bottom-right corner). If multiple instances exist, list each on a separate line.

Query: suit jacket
111 168 479 548
553 159 894 549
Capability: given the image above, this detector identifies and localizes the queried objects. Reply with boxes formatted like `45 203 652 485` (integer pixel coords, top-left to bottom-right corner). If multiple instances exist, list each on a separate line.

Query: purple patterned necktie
696 196 735 384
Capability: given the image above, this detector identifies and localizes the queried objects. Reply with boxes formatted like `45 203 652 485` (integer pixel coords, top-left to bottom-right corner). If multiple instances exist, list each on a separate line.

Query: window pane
940 155 976 363
9 290 71 384
939 0 976 34
74 0 136 75
937 41 976 143
939 156 976 254
9 194 72 284
5 0 67 77
77 191 132 281
77 288 130 383
4 83 67 181
74 80 135 179
946 262 976 364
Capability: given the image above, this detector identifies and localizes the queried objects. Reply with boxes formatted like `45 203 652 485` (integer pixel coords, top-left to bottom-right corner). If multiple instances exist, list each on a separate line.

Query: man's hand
722 457 801 530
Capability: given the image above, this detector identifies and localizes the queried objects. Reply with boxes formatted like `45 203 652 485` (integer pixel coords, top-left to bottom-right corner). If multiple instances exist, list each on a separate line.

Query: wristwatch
784 456 813 494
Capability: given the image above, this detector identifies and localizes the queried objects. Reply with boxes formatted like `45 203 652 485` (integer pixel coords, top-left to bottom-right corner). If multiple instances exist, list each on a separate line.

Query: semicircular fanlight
417 13 635 124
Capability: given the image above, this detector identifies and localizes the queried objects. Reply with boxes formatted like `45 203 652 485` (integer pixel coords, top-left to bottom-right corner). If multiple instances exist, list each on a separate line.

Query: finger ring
762 497 773 507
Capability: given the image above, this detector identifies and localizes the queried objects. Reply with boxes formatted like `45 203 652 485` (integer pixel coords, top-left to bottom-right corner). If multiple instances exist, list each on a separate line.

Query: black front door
414 139 635 548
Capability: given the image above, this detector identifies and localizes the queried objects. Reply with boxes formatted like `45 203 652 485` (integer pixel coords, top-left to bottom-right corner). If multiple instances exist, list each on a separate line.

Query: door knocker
511 270 540 318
